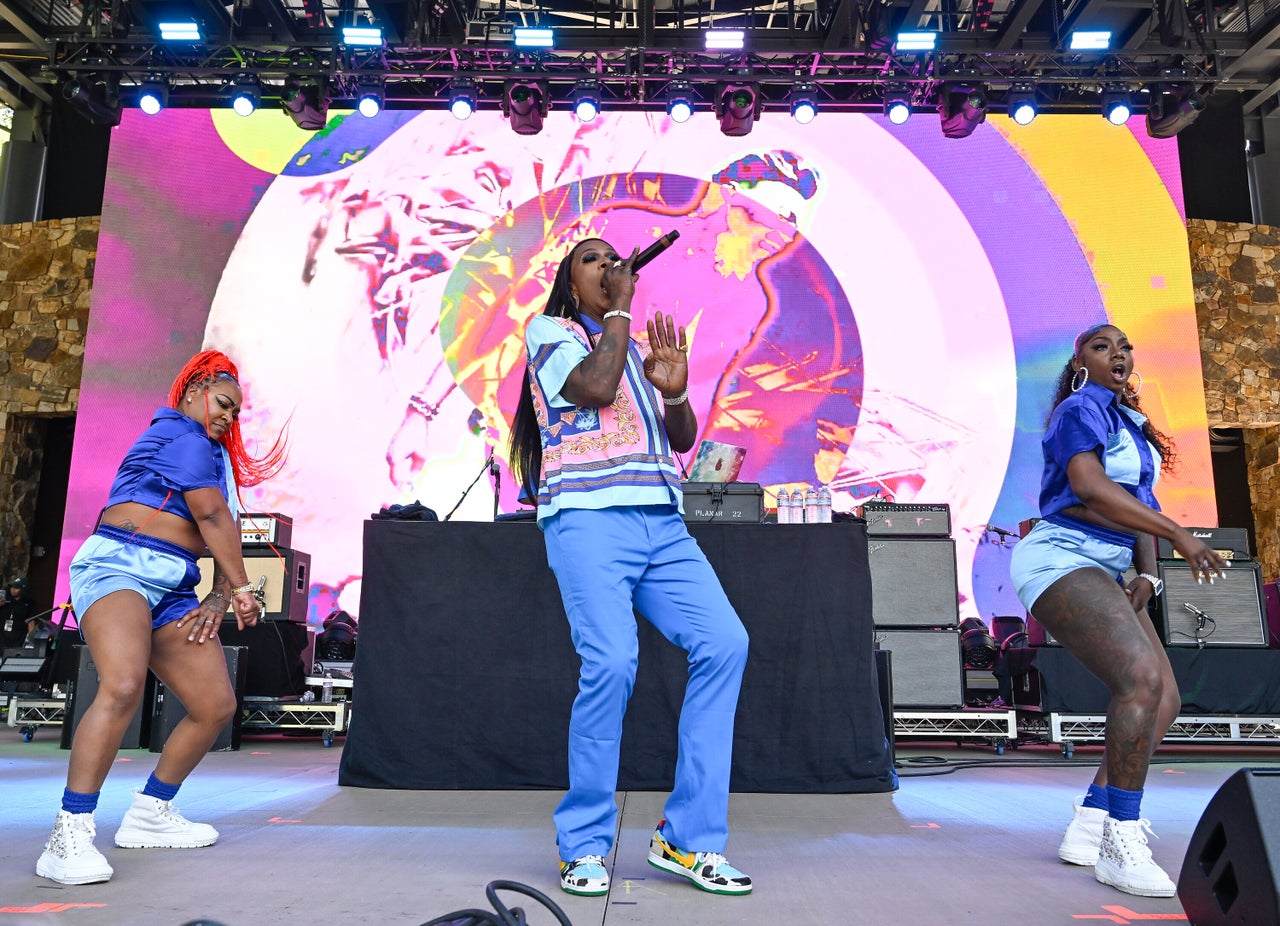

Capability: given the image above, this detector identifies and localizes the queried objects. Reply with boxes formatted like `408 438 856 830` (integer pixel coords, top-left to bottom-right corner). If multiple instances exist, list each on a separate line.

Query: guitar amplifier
240 512 293 548
196 548 311 623
1157 527 1251 561
860 502 952 537
874 629 964 707
867 537 959 627
1159 561 1268 647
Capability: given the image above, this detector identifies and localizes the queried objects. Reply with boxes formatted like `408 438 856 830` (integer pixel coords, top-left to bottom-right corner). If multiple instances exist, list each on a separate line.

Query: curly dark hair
508 241 602 499
1047 326 1178 474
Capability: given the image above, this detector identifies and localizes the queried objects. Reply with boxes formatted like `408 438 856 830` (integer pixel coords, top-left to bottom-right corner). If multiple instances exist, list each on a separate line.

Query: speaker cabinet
874 629 963 707
874 648 895 759
1178 767 1280 925
1159 561 1267 647
217 622 314 697
867 538 959 627
61 645 152 750
150 645 247 753
196 548 311 623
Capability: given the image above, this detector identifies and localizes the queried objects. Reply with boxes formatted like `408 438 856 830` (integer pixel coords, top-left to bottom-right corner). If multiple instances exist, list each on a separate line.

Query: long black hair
508 241 601 499
1047 324 1178 474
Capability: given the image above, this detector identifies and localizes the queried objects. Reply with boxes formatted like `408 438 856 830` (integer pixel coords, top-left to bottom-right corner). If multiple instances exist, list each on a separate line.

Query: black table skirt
338 520 896 794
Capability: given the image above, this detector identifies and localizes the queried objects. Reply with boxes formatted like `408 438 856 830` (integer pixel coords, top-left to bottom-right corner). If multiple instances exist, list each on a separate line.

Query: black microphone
986 524 1018 538
631 230 681 272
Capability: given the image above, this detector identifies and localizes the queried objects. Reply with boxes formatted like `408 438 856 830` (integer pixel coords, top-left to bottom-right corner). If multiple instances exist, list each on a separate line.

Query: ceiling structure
3 0 1280 124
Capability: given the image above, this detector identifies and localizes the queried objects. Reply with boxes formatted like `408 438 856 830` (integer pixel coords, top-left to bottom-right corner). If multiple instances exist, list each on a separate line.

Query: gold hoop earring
1126 371 1143 397
1071 367 1088 392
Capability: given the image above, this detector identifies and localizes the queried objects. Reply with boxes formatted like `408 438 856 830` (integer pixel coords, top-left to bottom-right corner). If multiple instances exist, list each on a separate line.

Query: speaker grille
867 538 959 627
874 630 963 707
1159 562 1267 647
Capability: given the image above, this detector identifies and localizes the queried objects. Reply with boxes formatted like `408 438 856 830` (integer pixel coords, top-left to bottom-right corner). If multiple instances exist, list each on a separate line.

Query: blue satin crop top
105 408 230 522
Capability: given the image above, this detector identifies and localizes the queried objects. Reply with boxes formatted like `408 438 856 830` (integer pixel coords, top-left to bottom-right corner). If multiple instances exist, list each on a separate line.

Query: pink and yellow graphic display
62 107 1215 624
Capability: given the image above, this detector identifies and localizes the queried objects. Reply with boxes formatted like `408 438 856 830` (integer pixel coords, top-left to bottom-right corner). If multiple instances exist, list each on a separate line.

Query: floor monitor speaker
61 645 152 750
1178 767 1280 925
150 645 247 753
1159 561 1267 647
196 549 311 622
867 538 959 627
874 629 963 707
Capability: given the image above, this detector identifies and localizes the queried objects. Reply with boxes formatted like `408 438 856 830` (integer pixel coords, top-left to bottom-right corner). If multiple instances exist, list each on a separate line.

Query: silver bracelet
663 387 689 407
230 583 256 595
603 310 631 322
1136 572 1163 595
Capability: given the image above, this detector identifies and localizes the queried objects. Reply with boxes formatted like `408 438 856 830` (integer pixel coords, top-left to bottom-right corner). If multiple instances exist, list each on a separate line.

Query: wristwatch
1136 572 1164 596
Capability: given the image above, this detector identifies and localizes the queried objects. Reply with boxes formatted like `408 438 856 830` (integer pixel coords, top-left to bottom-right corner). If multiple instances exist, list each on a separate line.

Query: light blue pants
544 505 749 862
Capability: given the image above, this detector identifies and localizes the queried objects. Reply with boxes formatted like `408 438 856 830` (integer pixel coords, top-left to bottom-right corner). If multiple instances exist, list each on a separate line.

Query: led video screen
61 107 1215 625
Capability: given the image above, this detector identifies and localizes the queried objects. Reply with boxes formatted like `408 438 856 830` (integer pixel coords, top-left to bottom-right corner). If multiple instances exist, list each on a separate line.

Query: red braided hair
167 350 288 488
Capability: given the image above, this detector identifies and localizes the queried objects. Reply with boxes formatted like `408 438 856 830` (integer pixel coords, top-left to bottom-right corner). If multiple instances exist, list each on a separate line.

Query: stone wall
1245 428 1280 586
0 216 96 583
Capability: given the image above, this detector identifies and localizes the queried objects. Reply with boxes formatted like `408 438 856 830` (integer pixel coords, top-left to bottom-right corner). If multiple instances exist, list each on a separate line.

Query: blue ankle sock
1082 782 1109 811
142 772 180 802
1106 784 1143 822
61 788 100 815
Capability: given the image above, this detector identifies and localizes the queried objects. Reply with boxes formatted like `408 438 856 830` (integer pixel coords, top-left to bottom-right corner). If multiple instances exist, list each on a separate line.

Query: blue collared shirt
105 408 234 522
1038 381 1162 517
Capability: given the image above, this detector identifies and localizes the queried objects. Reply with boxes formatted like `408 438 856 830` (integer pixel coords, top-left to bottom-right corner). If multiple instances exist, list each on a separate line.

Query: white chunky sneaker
559 854 609 896
1094 817 1177 898
36 811 114 884
114 791 218 849
1058 799 1108 865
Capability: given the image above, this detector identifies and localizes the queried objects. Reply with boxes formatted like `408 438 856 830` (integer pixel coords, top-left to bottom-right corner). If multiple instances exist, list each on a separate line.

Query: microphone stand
490 455 501 522
444 450 497 522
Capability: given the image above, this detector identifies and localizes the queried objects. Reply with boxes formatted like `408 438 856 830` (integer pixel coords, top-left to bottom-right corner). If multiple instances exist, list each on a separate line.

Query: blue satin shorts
1009 513 1136 613
69 524 202 630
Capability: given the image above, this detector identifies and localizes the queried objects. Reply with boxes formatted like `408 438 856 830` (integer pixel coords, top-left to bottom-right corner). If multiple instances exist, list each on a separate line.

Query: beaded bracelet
663 388 689 406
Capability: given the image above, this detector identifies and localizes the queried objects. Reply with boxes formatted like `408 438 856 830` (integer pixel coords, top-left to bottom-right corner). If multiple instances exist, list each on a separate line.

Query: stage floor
0 732 1273 925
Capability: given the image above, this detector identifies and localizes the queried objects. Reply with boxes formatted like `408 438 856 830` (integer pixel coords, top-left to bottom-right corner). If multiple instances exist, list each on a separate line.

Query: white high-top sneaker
1058 798 1108 865
114 791 218 849
1094 817 1177 897
36 811 114 884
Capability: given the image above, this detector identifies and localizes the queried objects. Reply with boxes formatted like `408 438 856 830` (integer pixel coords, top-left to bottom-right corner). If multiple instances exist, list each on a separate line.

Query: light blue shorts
1009 513 1136 613
69 524 203 630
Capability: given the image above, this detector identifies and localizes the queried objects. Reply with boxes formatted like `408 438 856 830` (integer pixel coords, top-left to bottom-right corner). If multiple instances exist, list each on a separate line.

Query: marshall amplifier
860 502 952 537
196 548 311 622
1157 527 1251 561
1159 560 1268 647
240 512 293 548
681 482 764 523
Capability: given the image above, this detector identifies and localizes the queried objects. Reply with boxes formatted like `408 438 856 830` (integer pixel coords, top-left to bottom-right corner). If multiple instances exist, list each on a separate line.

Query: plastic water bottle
818 485 832 523
792 488 807 523
321 671 334 704
777 490 792 524
804 487 819 524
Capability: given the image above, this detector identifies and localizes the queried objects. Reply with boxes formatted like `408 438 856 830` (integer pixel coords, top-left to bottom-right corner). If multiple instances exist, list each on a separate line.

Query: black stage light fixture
230 76 260 116
1146 84 1206 138
938 84 988 139
502 79 549 135
884 84 913 125
959 617 999 670
356 79 384 118
790 82 818 124
666 79 695 123
282 76 330 130
1101 86 1132 125
1006 83 1038 125
716 82 761 137
63 73 123 127
137 77 169 116
448 77 477 120
572 79 601 123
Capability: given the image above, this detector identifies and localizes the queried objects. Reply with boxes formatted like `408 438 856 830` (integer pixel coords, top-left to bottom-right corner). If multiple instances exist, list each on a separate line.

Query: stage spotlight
1007 83 1038 125
1146 85 1206 138
938 84 988 138
356 81 384 118
959 618 999 670
62 74 122 127
884 85 912 125
502 79 549 135
790 83 818 124
282 76 329 130
230 78 259 116
572 80 601 123
666 80 694 123
715 82 760 137
895 31 937 52
342 24 383 46
1069 29 1111 50
137 77 168 116
448 78 477 120
158 20 201 42
1101 87 1132 125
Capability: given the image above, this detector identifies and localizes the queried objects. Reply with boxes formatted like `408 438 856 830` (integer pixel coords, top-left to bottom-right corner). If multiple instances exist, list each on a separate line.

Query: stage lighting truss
789 82 818 124
502 78 549 135
884 84 913 125
229 76 260 116
1006 83 1038 125
1146 83 1207 138
666 79 695 123
938 83 988 138
356 79 384 117
715 81 761 136
136 76 169 115
448 77 477 120
63 73 123 126
572 79 601 123
1101 86 1132 125
282 76 329 130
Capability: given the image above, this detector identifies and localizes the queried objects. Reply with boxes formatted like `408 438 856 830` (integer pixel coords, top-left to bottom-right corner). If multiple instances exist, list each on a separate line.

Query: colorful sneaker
559 854 609 896
114 791 218 849
36 810 114 884
1094 817 1177 898
1058 798 1107 865
647 821 752 895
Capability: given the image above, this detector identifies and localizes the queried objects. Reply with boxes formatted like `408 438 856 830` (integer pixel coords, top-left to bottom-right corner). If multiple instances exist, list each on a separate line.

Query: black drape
339 520 895 794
